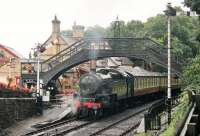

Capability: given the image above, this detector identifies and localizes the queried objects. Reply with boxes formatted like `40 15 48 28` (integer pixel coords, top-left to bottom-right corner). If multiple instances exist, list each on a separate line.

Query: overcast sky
0 0 186 58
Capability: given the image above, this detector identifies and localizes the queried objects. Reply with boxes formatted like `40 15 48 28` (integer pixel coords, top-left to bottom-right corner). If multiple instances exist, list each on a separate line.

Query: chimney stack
52 15 61 34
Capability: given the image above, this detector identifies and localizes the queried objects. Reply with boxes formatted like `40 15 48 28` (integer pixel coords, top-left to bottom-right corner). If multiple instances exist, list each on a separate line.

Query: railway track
24 117 77 136
50 120 95 136
89 107 145 136
24 100 161 136
24 116 95 136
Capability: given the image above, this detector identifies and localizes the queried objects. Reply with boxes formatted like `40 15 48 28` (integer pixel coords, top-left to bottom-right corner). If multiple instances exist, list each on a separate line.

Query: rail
24 117 77 136
89 107 146 136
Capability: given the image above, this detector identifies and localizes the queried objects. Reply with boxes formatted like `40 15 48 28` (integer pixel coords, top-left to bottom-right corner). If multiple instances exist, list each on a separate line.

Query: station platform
2 95 74 136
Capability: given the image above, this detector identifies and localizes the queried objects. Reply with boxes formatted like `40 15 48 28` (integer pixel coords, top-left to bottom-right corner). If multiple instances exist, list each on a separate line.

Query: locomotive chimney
90 60 96 72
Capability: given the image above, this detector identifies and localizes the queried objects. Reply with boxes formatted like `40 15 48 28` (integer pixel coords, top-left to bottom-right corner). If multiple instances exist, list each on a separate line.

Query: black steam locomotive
75 66 180 118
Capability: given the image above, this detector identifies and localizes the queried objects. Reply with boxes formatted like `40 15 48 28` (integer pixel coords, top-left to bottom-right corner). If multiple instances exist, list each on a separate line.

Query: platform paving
2 95 74 136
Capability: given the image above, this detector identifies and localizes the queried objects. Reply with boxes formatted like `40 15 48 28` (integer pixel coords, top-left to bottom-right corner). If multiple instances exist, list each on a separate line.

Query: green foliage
135 133 150 136
112 11 199 59
184 0 200 15
184 54 200 90
122 20 144 37
144 14 200 58
84 25 106 38
161 92 189 136
144 14 166 43
135 92 189 136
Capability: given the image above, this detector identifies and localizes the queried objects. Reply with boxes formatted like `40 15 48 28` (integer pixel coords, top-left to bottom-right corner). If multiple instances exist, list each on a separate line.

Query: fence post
144 113 148 133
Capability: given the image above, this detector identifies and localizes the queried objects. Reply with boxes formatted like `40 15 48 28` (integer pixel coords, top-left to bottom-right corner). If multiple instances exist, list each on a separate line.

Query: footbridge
21 37 185 85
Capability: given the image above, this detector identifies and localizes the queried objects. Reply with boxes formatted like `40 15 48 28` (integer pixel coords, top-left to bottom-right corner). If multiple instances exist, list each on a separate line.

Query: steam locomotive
75 66 180 118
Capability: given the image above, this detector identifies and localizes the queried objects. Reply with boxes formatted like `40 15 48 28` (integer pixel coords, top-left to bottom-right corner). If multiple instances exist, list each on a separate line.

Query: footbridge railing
41 39 86 72
21 37 185 84
40 37 185 73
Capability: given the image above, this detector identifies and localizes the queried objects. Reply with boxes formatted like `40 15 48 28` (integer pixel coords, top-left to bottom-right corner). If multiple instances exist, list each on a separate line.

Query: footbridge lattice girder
41 49 182 85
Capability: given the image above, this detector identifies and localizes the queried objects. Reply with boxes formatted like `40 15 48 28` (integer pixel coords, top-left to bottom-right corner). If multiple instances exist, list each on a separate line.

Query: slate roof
0 43 23 58
117 66 164 76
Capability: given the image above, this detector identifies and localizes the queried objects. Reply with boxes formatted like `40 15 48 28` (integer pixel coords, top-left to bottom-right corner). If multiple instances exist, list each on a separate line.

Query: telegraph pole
164 2 176 124
167 10 172 124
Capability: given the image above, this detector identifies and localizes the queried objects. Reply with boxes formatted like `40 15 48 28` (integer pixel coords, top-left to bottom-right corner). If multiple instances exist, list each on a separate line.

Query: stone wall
0 89 31 98
0 98 36 130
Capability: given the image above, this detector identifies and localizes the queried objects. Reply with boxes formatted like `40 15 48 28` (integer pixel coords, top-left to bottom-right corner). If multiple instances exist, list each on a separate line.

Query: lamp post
164 2 176 124
36 44 40 96
34 43 46 115
113 15 121 38
33 43 46 97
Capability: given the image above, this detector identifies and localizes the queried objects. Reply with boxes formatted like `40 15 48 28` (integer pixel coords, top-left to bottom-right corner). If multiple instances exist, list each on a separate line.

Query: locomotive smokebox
80 73 102 96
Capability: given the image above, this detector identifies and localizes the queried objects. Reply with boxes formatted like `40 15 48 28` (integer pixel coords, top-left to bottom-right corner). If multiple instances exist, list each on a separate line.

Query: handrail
147 38 186 65
41 37 183 65
148 99 165 114
42 39 84 64
41 40 87 72
147 47 182 68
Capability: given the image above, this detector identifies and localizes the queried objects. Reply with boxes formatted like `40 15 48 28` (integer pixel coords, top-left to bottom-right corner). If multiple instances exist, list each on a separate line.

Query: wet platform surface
2 95 74 136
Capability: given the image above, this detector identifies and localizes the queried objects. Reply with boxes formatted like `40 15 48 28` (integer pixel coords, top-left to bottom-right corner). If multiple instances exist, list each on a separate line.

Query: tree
184 0 200 43
84 25 106 38
184 54 200 90
143 13 200 58
184 0 200 15
106 20 126 37
144 14 167 44
123 20 144 37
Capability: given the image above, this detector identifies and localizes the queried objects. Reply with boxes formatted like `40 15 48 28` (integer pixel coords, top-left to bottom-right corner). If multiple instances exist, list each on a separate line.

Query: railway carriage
75 66 180 118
